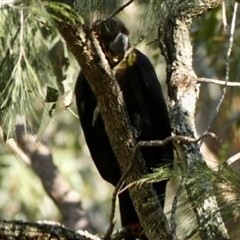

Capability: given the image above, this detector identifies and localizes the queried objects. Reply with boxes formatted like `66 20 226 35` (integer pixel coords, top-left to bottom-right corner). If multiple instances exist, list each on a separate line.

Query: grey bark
158 0 229 239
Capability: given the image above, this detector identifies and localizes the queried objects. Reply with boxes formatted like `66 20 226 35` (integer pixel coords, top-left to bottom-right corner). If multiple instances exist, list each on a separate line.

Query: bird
75 17 173 239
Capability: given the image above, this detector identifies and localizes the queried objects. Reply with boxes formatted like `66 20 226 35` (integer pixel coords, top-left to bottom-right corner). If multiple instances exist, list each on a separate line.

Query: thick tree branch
159 0 229 239
0 220 99 240
5 124 94 233
42 2 173 240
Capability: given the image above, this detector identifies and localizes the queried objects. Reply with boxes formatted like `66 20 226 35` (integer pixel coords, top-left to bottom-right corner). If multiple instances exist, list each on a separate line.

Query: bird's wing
132 50 173 163
75 72 121 186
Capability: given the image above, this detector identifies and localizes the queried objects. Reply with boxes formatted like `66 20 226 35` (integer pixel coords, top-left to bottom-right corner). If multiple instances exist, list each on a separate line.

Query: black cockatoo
75 18 173 239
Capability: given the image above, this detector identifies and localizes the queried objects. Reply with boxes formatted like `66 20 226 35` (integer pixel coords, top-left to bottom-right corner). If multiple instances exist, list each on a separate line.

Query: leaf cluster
0 6 60 138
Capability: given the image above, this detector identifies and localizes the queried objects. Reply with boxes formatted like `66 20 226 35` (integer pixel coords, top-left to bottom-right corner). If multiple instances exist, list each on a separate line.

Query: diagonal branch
202 2 238 140
42 2 173 240
5 124 95 232
108 0 134 19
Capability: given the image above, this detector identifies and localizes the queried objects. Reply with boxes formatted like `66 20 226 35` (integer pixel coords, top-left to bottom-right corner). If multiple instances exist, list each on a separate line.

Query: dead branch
217 152 240 174
108 0 134 19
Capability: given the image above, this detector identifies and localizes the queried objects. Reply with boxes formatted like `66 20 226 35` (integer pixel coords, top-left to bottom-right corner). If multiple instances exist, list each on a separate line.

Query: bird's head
93 18 130 66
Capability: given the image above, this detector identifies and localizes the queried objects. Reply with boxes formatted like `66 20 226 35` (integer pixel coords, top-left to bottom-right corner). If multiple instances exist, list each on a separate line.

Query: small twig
138 132 219 148
105 132 218 237
216 152 240 171
200 3 238 147
170 176 186 236
222 1 227 31
198 78 240 87
67 107 79 119
224 152 240 166
104 145 140 240
146 38 158 45
119 132 218 193
89 1 134 31
108 0 134 19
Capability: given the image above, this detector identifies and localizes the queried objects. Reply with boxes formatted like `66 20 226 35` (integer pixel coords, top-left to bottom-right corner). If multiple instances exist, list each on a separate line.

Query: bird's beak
110 33 129 56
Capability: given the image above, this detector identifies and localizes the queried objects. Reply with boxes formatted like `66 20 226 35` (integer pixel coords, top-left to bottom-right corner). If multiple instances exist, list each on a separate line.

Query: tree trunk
159 0 229 239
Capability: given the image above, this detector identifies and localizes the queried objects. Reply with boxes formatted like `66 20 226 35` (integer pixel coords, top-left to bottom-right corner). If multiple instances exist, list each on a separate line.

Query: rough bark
43 2 173 240
158 0 229 239
0 220 99 240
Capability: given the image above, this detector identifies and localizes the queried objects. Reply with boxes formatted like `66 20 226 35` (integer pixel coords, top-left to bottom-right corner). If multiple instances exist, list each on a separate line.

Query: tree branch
217 152 240 174
198 78 240 87
0 220 99 240
5 124 94 232
42 2 173 240
159 0 229 239
202 2 238 142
